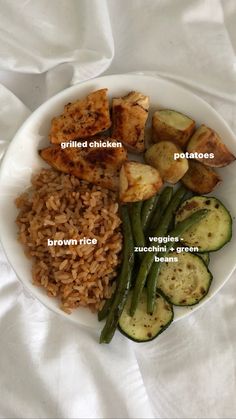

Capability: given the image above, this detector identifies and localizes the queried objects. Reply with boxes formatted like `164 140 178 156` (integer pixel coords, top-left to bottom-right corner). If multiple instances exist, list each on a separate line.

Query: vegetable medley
37 87 235 343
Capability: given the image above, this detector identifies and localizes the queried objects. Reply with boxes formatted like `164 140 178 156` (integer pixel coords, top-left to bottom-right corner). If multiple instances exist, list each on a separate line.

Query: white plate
0 74 236 330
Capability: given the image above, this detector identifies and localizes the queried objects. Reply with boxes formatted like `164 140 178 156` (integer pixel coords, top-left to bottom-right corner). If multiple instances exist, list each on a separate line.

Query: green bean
130 202 145 259
100 206 134 343
130 185 187 317
98 292 115 321
147 187 173 236
141 194 159 232
147 209 209 314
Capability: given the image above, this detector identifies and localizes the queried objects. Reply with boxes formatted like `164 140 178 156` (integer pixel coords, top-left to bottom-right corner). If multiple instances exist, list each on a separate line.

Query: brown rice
15 168 122 313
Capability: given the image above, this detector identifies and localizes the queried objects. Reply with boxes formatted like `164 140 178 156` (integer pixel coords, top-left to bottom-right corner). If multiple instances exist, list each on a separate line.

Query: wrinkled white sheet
0 1 236 418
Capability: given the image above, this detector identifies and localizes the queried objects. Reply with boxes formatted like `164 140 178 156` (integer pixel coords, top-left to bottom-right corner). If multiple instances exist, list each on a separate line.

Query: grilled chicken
111 91 149 153
39 140 127 191
49 89 111 144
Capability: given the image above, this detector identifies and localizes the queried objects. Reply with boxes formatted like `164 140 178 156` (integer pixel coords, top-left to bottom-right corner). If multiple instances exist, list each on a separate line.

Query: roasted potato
145 141 189 184
181 160 221 194
39 139 127 191
49 89 111 144
152 110 195 148
119 161 162 203
112 91 149 153
187 125 236 167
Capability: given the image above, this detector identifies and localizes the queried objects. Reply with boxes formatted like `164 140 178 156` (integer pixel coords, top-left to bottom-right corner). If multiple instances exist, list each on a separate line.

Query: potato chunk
119 161 162 202
181 160 221 194
111 91 149 153
49 89 111 144
152 110 195 148
145 141 188 184
187 125 235 167
39 139 127 191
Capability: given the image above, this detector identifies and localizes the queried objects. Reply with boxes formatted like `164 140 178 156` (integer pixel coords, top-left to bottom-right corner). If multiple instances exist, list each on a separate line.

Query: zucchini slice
157 252 212 306
118 290 173 342
175 196 232 252
198 252 210 266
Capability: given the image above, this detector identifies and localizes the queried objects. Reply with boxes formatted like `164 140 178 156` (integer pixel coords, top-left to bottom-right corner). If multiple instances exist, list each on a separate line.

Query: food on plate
152 109 195 148
145 141 189 184
39 140 127 191
181 160 221 194
100 206 134 343
130 202 145 252
15 169 122 313
129 185 188 316
187 125 236 167
145 208 208 315
49 89 111 144
100 187 232 342
175 196 232 252
118 290 173 342
119 161 163 202
13 85 235 345
141 194 159 232
157 252 212 306
98 292 115 322
111 91 149 153
147 186 173 234
198 252 210 266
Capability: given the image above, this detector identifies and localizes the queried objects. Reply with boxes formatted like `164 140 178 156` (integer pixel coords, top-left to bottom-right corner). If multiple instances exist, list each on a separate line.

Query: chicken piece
39 140 127 191
111 91 149 153
49 89 111 144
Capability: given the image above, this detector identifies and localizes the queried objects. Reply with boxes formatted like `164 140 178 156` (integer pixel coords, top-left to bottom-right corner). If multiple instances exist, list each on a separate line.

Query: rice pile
15 168 122 313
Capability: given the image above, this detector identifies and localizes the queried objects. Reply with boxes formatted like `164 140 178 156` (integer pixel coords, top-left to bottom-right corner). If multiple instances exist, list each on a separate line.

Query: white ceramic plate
0 74 236 330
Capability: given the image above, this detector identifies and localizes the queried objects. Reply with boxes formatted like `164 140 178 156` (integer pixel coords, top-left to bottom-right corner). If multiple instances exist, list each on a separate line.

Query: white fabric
0 0 236 418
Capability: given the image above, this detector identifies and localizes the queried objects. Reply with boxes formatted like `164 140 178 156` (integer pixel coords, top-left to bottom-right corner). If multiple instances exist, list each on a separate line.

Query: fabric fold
0 83 30 160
